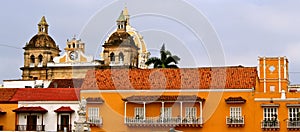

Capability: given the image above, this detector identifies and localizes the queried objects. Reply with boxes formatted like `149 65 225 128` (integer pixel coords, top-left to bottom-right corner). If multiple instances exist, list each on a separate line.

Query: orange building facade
79 57 300 132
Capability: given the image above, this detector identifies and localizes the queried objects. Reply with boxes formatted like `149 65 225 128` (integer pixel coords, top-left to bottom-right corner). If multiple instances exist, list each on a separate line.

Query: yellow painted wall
0 103 18 131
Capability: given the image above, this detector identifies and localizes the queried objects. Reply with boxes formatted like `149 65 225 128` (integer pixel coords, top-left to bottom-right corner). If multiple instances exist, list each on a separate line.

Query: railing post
143 102 146 120
200 101 202 124
124 102 127 123
180 102 183 124
161 102 164 123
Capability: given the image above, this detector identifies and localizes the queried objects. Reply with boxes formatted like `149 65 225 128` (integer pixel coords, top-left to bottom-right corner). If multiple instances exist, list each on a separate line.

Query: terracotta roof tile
13 106 48 113
0 88 18 102
54 106 75 113
10 88 79 101
122 95 205 102
81 67 258 90
48 79 84 88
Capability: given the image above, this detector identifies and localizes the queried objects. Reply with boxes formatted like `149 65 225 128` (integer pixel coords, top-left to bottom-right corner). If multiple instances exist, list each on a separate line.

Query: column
161 102 165 122
143 102 146 120
124 102 127 123
263 57 266 93
180 102 183 123
278 57 281 92
200 101 203 124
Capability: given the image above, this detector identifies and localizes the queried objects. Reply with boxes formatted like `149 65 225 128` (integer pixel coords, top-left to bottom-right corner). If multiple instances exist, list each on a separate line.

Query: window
88 107 100 124
230 107 242 118
134 107 144 119
38 55 43 63
119 52 124 62
289 107 300 121
110 52 115 63
263 107 278 121
161 107 172 118
30 55 35 63
270 86 275 92
185 107 197 118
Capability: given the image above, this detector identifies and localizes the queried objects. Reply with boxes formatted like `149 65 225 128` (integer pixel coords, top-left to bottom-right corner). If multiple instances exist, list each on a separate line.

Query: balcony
57 125 72 132
226 116 244 127
287 120 300 130
125 117 203 127
261 120 280 130
88 116 103 126
16 125 45 131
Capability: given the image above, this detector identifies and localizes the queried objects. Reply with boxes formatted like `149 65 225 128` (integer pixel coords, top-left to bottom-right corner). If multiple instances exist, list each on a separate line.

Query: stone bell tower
21 16 60 80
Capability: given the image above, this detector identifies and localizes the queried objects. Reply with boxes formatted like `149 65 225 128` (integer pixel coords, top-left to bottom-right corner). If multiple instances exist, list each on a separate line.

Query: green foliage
145 44 180 68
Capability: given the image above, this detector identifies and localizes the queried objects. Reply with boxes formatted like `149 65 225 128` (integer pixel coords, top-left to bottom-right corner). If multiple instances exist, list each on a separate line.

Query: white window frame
263 107 278 121
134 107 144 119
88 107 100 124
230 107 242 118
185 107 197 118
288 107 300 121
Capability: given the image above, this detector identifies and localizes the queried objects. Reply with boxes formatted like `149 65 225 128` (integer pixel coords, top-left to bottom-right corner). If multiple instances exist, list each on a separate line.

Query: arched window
110 52 115 62
30 55 35 63
73 43 75 48
119 52 124 62
38 54 43 63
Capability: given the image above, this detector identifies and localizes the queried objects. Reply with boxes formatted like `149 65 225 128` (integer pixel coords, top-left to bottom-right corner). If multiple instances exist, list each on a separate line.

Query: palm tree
145 44 180 68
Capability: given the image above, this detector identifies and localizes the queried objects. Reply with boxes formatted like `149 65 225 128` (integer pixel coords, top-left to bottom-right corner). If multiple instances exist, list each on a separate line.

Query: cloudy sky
0 0 300 84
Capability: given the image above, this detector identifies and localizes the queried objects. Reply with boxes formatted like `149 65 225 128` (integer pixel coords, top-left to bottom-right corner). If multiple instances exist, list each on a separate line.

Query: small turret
38 16 48 34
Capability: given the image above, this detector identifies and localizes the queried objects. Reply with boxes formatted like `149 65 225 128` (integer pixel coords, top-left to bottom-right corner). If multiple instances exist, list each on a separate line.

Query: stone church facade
20 7 149 81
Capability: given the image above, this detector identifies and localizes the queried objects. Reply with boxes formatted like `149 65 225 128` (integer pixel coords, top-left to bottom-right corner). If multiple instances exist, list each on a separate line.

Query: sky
0 0 300 84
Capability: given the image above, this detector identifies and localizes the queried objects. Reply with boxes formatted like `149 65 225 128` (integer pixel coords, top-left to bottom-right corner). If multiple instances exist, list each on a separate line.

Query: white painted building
11 88 80 132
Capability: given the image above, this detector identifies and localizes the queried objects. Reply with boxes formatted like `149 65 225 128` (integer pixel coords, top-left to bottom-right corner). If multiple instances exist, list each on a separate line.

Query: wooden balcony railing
125 117 203 127
15 125 45 131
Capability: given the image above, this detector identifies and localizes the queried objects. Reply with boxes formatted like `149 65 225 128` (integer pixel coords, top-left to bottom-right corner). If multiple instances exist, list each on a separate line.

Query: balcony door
27 115 37 131
61 115 70 131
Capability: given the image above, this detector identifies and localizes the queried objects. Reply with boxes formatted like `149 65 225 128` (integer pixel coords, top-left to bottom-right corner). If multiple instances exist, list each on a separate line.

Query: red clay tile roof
10 88 80 101
0 88 18 102
122 95 205 102
54 106 75 113
81 67 258 90
225 97 246 104
13 106 48 113
48 79 84 88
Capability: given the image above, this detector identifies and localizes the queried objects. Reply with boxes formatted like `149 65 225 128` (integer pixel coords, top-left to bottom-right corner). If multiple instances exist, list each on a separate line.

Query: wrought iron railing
57 124 72 132
88 116 103 126
287 120 300 129
226 116 244 125
16 125 45 131
261 120 280 129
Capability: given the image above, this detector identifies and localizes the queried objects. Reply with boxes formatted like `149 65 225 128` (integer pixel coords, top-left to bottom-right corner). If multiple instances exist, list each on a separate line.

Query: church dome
105 31 136 47
24 34 58 49
24 16 59 50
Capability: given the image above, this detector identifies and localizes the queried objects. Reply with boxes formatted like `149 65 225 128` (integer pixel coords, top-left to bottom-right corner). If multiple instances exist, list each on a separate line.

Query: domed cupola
24 16 59 50
101 7 150 69
102 11 139 67
21 16 61 80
